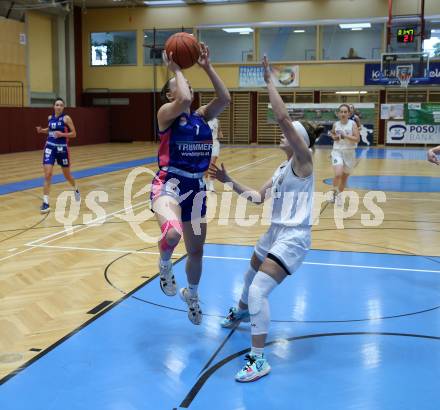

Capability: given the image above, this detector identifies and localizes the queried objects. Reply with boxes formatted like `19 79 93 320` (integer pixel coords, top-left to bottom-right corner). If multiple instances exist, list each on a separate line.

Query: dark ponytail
300 120 324 148
160 79 172 104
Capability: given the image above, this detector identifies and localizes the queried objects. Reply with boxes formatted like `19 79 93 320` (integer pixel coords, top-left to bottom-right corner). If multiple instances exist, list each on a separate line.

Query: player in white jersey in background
209 56 322 382
329 104 360 206
427 145 440 165
205 117 223 192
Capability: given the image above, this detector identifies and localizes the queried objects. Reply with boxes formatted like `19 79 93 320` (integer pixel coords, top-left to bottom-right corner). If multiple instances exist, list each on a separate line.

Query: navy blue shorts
150 170 207 222
42 143 70 168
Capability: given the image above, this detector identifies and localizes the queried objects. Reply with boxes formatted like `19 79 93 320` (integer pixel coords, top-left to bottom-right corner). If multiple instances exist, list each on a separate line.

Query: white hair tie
292 121 310 147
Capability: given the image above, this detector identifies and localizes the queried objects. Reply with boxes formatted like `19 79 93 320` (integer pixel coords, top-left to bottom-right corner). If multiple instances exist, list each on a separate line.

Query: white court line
25 200 149 247
0 156 278 264
25 155 276 250
27 244 184 257
228 155 278 173
27 244 440 274
0 201 148 263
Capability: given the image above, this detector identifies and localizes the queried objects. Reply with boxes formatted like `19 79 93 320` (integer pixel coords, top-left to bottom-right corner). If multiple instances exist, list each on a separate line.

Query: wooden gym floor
0 142 439 408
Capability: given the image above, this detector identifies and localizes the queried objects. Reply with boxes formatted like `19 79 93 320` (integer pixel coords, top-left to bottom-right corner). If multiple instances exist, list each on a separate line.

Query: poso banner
239 65 299 88
387 121 440 144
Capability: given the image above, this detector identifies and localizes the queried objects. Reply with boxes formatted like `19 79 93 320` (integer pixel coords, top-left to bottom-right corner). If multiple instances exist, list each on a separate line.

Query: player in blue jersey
150 43 230 325
36 98 80 213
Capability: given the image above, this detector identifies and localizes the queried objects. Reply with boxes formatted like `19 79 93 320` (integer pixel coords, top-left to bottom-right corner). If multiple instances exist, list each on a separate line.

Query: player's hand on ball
197 43 210 69
162 50 181 73
208 163 230 183
427 150 440 165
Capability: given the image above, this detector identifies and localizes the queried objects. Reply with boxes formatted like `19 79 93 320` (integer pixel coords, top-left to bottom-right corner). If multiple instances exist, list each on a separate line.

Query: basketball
165 32 201 69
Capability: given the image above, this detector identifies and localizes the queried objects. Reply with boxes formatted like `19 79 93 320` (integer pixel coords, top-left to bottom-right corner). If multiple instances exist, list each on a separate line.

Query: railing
0 81 24 107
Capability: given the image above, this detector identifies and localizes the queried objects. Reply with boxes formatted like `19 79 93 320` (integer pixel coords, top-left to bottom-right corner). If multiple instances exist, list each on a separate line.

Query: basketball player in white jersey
329 104 360 206
205 117 223 192
209 56 322 382
427 145 440 165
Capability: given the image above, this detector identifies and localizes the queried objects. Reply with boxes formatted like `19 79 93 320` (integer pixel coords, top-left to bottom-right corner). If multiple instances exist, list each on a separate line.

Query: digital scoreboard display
397 28 416 43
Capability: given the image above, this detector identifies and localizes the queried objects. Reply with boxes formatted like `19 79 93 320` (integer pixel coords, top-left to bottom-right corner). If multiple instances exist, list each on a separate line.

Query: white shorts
254 225 310 275
211 140 220 157
331 149 356 174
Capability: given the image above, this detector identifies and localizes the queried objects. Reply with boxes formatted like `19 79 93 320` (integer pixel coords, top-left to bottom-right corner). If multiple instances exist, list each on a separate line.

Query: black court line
0 213 49 244
198 325 239 376
178 331 440 409
0 253 186 386
105 243 440 324
87 300 113 314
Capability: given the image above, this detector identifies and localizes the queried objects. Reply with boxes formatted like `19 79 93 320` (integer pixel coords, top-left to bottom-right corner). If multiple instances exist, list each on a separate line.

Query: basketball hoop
396 65 413 88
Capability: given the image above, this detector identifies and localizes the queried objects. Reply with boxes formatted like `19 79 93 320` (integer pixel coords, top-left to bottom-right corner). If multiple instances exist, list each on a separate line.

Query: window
423 22 440 58
143 28 193 65
321 23 383 60
259 26 316 61
198 28 254 63
90 32 137 66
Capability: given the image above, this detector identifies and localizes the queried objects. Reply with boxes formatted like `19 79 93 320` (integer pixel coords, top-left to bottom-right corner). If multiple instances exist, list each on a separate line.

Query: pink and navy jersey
158 112 213 173
47 114 69 145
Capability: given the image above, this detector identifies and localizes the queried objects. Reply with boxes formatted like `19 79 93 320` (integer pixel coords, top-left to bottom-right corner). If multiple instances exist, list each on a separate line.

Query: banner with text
404 103 440 125
365 62 440 85
239 65 299 88
386 121 440 144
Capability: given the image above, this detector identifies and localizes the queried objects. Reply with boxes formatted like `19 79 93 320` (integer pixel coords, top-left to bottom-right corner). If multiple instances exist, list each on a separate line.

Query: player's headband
292 121 310 148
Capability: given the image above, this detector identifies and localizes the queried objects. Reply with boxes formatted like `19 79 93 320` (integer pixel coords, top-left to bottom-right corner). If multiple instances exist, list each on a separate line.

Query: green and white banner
404 103 440 125
267 103 376 125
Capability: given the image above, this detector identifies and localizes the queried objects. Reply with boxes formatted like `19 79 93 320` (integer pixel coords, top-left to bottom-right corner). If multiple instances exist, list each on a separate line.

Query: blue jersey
47 114 69 145
157 112 213 173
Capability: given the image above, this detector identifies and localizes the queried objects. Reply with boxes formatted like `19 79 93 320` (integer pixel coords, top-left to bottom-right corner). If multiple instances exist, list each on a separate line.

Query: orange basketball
165 32 201 70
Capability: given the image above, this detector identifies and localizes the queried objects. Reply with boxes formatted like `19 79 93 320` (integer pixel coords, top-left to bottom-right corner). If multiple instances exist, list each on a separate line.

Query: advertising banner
240 65 299 88
386 121 440 144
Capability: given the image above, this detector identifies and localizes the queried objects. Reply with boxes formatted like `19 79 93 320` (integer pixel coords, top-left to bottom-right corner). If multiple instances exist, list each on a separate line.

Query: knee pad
248 272 278 316
160 220 182 252
240 266 257 305
248 283 262 316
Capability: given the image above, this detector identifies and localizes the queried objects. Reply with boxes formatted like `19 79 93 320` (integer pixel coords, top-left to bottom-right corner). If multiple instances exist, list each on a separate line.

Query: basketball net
396 65 413 88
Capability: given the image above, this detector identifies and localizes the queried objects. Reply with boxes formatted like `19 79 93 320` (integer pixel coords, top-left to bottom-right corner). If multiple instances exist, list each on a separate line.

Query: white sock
251 347 264 357
159 258 171 267
43 195 49 204
188 283 198 298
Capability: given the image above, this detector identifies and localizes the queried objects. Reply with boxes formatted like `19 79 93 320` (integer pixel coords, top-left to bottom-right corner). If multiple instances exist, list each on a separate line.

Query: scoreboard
397 28 416 43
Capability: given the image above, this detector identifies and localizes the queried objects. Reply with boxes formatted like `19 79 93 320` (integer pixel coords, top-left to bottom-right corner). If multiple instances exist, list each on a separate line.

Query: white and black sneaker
179 287 202 325
159 260 177 296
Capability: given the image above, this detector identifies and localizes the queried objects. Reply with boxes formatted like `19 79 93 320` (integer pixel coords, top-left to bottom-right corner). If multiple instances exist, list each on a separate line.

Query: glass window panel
423 22 440 58
143 28 193 65
321 23 383 60
259 26 316 61
90 32 137 66
198 29 254 63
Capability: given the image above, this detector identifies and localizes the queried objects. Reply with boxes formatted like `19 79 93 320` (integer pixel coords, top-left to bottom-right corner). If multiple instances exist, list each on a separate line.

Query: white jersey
270 159 314 227
208 118 219 141
333 119 357 150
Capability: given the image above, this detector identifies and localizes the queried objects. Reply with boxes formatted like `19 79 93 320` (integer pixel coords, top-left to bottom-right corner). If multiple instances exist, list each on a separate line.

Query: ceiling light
144 0 185 5
222 27 254 34
294 29 305 33
335 91 368 95
351 28 363 31
339 23 371 29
